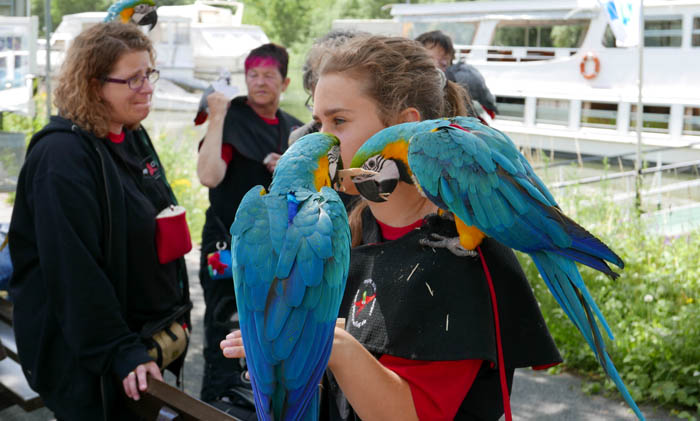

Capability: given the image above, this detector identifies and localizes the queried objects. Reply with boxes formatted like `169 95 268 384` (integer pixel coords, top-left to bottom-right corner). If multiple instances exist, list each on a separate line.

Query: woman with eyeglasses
8 22 191 420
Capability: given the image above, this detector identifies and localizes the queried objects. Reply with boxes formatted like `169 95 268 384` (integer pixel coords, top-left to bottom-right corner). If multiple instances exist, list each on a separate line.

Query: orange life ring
580 52 600 80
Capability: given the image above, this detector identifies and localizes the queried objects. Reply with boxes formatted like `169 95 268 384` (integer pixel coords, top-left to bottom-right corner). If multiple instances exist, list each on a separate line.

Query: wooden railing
0 296 239 420
125 377 242 421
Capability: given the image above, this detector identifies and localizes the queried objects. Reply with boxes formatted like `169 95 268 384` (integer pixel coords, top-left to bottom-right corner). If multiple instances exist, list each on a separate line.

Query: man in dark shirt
416 30 499 120
196 43 302 418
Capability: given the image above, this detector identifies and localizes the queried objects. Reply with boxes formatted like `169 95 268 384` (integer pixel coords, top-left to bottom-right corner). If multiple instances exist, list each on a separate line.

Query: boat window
693 17 700 46
158 22 190 45
581 101 618 128
406 22 477 45
630 105 671 133
644 16 682 47
0 57 6 88
536 99 569 126
492 20 589 48
495 96 525 121
683 107 700 134
602 25 618 48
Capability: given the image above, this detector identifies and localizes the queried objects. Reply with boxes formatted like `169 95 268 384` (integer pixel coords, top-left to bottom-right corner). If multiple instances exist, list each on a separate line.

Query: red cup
155 205 193 264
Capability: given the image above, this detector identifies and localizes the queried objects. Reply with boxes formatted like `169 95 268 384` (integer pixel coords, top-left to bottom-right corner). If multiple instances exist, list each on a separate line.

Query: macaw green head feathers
271 132 344 192
347 120 447 202
105 0 158 31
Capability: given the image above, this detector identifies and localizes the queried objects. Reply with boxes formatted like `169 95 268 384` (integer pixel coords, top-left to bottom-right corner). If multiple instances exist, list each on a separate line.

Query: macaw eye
359 155 398 182
364 156 380 173
327 145 340 181
134 4 148 12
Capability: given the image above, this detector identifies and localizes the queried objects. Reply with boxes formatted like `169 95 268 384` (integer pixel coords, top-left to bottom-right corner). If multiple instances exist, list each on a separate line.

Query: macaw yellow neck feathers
454 216 485 250
313 155 331 191
383 140 412 177
120 8 135 22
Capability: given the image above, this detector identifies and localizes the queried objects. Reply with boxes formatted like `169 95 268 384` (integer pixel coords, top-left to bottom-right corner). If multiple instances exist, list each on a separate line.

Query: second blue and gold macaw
104 0 158 30
344 116 645 421
230 133 356 421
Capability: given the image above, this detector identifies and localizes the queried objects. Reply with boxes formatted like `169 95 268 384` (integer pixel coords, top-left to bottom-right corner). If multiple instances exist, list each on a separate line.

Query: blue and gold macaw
231 133 362 420
342 116 645 421
104 0 158 30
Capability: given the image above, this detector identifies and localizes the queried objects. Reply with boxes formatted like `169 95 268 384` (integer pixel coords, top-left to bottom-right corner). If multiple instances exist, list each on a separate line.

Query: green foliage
242 0 464 51
1 91 50 144
243 0 313 47
516 182 700 413
31 0 108 35
338 0 392 19
280 52 311 123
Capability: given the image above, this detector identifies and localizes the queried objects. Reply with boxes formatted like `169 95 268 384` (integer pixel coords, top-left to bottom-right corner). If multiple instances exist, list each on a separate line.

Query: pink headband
244 56 281 74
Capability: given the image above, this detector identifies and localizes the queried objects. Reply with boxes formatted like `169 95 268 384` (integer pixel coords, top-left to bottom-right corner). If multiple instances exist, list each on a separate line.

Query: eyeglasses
103 69 160 91
304 95 313 112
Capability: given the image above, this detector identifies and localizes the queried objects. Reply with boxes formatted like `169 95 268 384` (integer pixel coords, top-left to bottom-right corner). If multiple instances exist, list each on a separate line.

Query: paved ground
0 223 680 420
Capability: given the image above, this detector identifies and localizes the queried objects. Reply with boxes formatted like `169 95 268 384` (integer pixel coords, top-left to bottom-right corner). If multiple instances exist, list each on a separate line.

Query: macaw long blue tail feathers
532 252 614 341
531 252 645 420
556 248 619 280
556 211 625 270
599 345 646 420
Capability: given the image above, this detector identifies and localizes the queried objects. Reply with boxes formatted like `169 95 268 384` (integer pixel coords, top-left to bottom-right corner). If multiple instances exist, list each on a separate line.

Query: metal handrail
532 140 700 170
550 159 700 188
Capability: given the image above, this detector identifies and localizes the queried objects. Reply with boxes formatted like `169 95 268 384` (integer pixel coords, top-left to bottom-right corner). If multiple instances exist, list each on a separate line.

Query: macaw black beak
354 177 397 203
135 7 158 31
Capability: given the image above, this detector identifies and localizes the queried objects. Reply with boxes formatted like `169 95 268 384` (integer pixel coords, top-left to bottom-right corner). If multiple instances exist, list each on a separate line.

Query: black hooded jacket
8 116 190 420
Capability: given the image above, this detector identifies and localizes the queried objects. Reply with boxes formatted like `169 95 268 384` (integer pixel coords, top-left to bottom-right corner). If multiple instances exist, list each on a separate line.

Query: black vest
322 211 561 420
203 97 301 251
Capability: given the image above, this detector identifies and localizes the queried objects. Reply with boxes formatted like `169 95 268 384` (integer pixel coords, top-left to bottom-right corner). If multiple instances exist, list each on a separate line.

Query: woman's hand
221 330 246 359
327 319 419 421
222 320 345 360
122 361 163 401
263 153 281 173
206 91 231 122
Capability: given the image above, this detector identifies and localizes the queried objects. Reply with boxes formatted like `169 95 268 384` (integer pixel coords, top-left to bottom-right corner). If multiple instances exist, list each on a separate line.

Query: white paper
212 79 238 100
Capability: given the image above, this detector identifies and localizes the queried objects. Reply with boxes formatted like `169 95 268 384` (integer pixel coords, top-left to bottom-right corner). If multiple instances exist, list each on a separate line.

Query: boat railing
544 153 700 233
454 44 579 63
534 140 700 172
549 159 700 188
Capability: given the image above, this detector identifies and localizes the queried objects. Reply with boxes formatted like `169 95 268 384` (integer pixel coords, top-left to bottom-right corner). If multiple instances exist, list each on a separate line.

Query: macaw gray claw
419 233 477 257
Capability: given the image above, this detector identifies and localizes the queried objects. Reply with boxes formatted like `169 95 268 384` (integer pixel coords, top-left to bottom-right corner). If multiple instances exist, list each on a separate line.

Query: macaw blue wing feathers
231 133 349 421
350 117 643 420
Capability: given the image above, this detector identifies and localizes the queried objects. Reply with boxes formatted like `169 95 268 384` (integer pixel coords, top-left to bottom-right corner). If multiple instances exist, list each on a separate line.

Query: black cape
322 210 561 420
222 96 301 163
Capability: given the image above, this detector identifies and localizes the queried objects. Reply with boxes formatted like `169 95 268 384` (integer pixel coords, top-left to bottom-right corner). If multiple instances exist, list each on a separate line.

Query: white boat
0 15 38 116
335 0 700 165
154 1 268 82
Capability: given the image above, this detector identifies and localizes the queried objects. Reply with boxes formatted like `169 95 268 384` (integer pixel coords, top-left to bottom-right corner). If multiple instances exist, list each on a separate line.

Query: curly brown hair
54 22 155 138
317 35 469 245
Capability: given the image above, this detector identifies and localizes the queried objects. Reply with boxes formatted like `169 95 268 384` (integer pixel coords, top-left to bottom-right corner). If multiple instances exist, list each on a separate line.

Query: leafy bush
1 91 50 144
516 182 700 417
